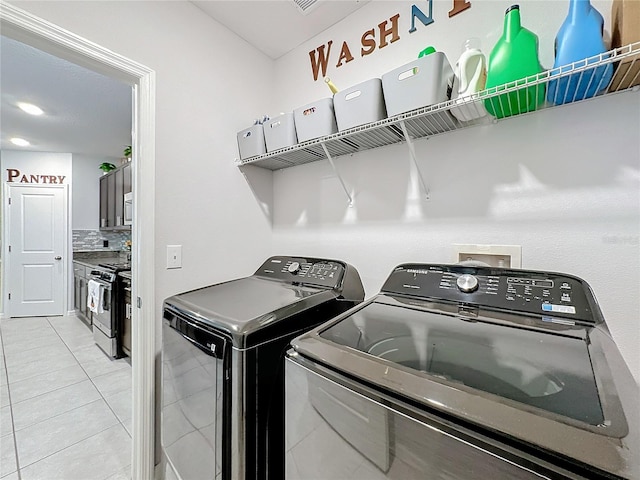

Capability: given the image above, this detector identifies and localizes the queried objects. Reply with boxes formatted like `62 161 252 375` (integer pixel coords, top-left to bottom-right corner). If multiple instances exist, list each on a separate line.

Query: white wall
1 150 73 314
10 0 276 311
1 150 72 181
11 0 638 384
270 0 640 383
72 154 118 230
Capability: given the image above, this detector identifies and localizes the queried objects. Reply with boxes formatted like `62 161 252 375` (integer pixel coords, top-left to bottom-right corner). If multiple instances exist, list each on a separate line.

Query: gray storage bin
236 124 266 160
294 98 338 142
333 78 387 131
264 113 298 152
382 52 454 117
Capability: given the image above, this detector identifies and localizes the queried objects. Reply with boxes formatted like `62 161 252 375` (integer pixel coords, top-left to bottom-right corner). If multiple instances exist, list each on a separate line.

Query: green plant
124 145 132 158
99 162 116 172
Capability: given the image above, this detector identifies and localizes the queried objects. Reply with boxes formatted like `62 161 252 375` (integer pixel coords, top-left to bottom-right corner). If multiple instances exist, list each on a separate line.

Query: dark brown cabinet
123 163 132 195
100 176 108 228
120 273 132 357
73 262 92 327
99 162 132 230
114 167 123 227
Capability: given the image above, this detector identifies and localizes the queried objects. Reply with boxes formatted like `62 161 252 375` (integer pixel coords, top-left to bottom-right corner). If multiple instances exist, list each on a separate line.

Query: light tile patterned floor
0 315 131 480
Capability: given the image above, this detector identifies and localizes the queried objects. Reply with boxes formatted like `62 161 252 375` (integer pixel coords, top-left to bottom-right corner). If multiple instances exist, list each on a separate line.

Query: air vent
293 0 321 15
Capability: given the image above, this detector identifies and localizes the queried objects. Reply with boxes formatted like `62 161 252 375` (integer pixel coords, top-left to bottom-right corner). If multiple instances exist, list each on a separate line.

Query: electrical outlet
167 245 182 269
452 244 522 268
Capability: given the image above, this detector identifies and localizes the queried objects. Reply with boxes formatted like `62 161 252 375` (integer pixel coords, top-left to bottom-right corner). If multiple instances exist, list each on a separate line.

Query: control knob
287 262 301 274
457 274 479 293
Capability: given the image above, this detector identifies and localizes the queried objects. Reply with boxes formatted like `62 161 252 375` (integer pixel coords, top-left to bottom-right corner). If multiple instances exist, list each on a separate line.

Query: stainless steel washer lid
290 263 639 479
165 277 335 345
163 256 364 349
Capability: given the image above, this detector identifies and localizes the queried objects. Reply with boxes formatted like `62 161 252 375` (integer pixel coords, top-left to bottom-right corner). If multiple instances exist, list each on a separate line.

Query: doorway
7 184 67 317
1 3 156 479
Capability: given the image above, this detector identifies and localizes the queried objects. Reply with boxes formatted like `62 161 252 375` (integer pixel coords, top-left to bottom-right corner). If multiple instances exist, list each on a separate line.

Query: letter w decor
307 1 472 80
309 40 333 81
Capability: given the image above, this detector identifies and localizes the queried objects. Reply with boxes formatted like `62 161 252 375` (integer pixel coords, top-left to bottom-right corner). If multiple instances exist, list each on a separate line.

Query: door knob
54 256 62 260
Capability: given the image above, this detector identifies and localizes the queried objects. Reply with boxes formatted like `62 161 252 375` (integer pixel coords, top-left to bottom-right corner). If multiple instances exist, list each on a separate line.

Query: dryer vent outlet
452 244 522 269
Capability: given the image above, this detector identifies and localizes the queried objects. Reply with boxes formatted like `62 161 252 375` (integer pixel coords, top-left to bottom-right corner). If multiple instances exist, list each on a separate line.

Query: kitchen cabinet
114 167 123 227
122 163 132 194
73 262 92 327
120 273 132 357
99 162 132 230
99 176 108 228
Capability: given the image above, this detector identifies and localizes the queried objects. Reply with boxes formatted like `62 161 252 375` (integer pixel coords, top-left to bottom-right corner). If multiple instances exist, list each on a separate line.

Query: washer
286 263 638 479
161 255 364 480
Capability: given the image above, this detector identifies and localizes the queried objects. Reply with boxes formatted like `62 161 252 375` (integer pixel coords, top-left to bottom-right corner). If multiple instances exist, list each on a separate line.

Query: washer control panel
255 256 345 288
381 264 595 323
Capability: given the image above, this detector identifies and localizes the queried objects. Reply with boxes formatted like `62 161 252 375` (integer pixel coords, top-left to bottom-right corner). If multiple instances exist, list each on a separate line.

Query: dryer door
162 309 229 480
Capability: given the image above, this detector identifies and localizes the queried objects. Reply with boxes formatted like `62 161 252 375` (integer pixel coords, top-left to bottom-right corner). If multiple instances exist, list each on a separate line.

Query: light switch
167 245 182 269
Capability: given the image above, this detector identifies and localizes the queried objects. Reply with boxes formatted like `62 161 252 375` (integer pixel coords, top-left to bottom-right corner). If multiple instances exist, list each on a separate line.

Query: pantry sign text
309 0 471 81
6 168 67 184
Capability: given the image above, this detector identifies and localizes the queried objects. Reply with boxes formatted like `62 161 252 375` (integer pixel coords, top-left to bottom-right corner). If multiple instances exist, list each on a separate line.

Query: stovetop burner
98 262 131 272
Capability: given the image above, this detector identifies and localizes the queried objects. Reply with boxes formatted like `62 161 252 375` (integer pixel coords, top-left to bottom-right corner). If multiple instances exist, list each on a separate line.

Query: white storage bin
264 113 298 152
236 124 266 160
293 98 338 142
381 52 454 117
333 78 387 131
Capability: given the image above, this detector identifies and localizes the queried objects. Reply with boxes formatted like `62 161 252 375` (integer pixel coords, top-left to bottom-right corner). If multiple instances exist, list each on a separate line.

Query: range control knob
287 262 301 274
457 274 479 293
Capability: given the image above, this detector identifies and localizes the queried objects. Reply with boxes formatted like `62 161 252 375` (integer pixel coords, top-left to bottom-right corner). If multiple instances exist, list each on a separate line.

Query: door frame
0 3 157 479
4 183 69 317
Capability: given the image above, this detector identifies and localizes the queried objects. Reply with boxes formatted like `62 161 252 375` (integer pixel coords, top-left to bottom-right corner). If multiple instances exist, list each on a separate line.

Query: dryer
161 255 364 480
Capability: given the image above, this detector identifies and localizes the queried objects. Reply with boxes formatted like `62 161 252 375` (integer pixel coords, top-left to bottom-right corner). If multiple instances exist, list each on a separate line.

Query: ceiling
0 1 368 158
193 0 370 59
0 35 132 159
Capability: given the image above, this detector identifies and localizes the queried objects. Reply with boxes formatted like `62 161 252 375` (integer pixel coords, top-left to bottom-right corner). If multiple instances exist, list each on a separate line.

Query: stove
90 262 131 358
98 262 131 270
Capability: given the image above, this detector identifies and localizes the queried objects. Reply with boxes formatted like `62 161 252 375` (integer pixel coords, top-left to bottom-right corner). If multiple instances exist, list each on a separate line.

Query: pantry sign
309 0 471 81
6 168 67 184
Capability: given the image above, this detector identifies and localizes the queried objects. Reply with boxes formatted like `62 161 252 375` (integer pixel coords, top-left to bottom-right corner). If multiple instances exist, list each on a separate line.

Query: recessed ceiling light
10 137 30 147
17 102 44 116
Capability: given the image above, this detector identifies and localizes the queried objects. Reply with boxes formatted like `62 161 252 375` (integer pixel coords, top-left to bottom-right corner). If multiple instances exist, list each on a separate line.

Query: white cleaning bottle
451 38 488 122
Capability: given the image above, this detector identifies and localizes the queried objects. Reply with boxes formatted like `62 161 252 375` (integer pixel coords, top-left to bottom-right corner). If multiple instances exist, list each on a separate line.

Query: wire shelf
237 42 640 171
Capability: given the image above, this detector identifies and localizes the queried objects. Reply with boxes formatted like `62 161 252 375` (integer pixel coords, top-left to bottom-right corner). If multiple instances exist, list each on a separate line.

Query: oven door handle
89 277 112 289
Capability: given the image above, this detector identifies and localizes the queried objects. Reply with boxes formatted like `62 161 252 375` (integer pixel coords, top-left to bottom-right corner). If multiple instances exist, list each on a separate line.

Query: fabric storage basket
382 52 454 117
294 98 338 142
333 78 387 131
264 113 298 152
237 124 266 160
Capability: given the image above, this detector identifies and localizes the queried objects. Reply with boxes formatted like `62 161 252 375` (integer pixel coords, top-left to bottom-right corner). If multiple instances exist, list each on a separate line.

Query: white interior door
8 185 66 317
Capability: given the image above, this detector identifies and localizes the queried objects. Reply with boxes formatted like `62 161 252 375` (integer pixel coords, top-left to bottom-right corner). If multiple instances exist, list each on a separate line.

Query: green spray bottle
484 5 545 118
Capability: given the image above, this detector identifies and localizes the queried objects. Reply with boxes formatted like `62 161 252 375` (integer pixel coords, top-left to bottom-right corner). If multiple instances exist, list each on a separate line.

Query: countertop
73 251 128 269
119 271 132 280
73 259 100 269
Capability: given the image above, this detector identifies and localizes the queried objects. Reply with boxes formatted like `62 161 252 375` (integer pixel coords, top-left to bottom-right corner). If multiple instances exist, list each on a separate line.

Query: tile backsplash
73 229 131 251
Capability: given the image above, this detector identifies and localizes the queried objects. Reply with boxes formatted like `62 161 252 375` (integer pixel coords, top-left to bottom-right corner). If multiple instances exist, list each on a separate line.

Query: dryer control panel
381 264 596 323
254 256 345 289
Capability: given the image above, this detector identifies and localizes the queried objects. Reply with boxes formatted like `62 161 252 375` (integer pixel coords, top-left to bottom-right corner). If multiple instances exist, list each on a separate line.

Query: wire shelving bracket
321 142 353 206
399 120 430 200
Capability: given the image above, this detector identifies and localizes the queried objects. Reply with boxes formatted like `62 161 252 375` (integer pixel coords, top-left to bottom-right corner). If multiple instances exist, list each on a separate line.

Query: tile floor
0 315 132 480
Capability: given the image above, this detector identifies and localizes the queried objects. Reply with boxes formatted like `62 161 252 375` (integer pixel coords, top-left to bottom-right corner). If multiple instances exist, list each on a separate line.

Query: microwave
124 192 133 226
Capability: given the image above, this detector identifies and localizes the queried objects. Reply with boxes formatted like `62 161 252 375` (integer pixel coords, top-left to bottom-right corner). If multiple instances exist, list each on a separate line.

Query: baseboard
66 310 77 317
